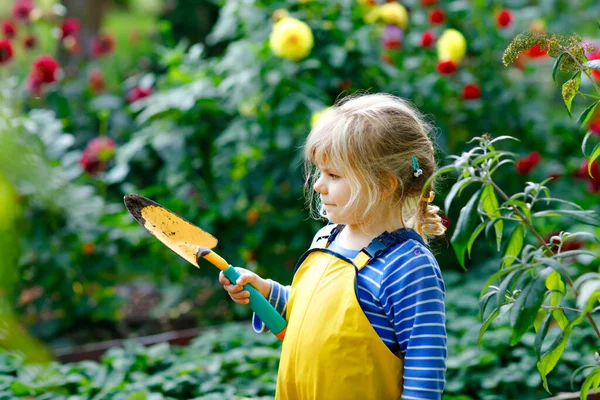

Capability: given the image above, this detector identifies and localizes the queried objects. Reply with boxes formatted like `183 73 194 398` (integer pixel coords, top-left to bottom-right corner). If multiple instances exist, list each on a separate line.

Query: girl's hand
219 268 271 305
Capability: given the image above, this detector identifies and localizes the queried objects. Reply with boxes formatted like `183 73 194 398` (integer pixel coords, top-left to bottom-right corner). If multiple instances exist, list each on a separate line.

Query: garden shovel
123 194 287 340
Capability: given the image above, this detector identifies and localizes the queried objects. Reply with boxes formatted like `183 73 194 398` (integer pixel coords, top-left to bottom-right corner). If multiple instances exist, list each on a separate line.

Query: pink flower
12 0 33 21
88 69 104 94
381 25 403 50
0 39 13 64
27 55 60 95
584 43 600 81
23 34 36 49
91 34 115 58
127 85 153 103
2 20 16 39
60 17 80 40
79 137 116 175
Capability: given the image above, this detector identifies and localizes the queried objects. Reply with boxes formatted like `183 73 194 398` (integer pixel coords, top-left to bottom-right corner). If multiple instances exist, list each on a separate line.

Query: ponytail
413 188 446 243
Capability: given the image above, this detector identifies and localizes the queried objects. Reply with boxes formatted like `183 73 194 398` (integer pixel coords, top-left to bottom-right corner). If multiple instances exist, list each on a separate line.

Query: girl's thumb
236 272 253 286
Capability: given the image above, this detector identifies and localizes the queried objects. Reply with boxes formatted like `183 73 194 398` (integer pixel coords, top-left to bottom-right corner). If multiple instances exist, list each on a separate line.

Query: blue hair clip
412 156 423 177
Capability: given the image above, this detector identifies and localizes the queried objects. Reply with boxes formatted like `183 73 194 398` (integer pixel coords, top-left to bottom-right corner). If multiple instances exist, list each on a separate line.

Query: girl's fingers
218 272 230 285
229 291 250 302
224 284 243 294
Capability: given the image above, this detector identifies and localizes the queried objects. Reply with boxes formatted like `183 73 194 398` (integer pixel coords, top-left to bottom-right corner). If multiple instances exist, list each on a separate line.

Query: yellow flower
269 17 314 61
437 29 467 62
379 3 408 28
311 107 331 128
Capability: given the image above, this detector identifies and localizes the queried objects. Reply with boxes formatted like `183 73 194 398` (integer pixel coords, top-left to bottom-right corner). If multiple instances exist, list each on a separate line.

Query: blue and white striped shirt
253 227 447 400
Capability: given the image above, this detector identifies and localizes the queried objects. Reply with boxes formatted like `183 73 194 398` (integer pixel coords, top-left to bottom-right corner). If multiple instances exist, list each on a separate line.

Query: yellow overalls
276 226 405 400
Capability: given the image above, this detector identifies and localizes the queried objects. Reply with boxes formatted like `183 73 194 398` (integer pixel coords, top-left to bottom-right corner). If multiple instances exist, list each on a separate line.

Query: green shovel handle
223 266 287 340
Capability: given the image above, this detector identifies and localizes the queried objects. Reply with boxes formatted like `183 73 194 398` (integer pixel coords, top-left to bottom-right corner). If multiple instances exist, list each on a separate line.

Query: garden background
0 0 600 399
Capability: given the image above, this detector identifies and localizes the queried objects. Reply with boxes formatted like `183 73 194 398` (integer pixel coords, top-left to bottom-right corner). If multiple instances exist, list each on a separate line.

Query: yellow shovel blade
124 194 218 268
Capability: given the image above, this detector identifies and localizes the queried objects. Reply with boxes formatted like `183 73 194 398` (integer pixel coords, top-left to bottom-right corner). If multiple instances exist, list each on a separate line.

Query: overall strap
353 228 428 270
310 223 343 249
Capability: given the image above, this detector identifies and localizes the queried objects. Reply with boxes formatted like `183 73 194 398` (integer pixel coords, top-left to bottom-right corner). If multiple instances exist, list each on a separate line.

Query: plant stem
562 48 600 95
489 180 600 340
542 305 581 313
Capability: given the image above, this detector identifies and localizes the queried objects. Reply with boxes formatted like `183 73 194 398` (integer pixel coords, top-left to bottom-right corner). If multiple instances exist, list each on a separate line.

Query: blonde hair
303 93 446 242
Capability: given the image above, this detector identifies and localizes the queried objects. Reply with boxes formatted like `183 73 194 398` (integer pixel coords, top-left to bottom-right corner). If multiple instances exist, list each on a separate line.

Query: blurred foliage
0 0 599 397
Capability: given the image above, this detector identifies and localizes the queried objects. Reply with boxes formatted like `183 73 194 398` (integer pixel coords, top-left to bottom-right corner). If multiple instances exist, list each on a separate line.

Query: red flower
515 151 540 175
495 9 512 28
441 214 451 230
23 34 36 49
88 69 104 94
421 0 437 6
60 17 80 40
27 55 60 95
526 44 548 58
2 20 16 38
589 119 600 136
579 159 600 181
12 0 33 21
127 85 153 103
462 83 481 100
420 30 435 48
585 46 600 81
0 39 13 64
428 9 445 25
436 60 457 75
91 34 115 57
79 137 116 175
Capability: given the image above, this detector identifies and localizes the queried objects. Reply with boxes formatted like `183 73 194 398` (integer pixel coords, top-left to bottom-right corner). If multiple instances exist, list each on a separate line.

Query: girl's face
313 164 360 225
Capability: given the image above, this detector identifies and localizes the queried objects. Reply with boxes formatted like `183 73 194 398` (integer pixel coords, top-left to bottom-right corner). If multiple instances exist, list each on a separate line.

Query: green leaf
445 177 475 214
582 130 594 156
480 184 503 251
588 143 600 178
552 53 567 85
480 289 498 319
510 267 552 345
534 310 552 359
478 308 500 345
533 209 599 225
467 221 486 258
577 100 600 127
480 263 522 297
576 279 600 313
422 165 456 197
496 268 524 309
580 368 600 400
537 314 585 393
451 187 483 270
561 75 580 117
503 225 525 268
546 271 569 330
583 59 600 71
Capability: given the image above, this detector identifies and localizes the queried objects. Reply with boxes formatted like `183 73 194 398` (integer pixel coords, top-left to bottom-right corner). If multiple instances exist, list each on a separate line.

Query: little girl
219 93 447 400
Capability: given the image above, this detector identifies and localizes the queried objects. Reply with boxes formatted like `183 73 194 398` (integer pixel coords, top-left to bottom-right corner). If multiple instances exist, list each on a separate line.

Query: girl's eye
328 173 340 180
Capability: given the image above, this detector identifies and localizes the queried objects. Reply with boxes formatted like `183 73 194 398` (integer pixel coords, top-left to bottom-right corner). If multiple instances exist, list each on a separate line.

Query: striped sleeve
379 242 447 400
252 280 290 333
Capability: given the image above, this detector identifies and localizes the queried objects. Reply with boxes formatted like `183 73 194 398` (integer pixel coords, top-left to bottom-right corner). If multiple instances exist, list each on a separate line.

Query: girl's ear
383 174 398 199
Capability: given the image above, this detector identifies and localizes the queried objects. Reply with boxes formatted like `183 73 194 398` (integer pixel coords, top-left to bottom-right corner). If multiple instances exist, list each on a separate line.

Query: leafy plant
428 28 600 399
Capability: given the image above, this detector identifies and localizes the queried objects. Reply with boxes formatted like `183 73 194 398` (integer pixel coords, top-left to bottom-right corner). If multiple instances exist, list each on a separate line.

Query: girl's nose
313 175 327 194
